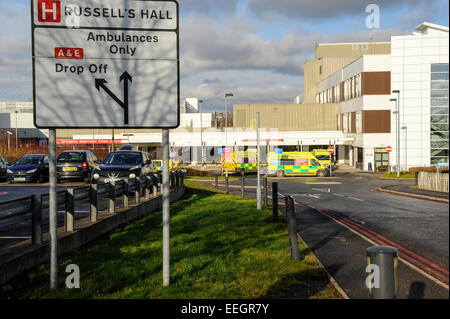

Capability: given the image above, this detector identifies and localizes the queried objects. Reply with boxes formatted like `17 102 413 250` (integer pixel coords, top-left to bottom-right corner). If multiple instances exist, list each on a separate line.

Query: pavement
378 184 449 203
193 170 449 299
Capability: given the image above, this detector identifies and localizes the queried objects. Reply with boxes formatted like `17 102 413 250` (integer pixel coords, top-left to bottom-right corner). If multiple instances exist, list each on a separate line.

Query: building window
343 113 348 133
362 43 368 50
337 114 341 131
356 111 362 133
430 64 449 165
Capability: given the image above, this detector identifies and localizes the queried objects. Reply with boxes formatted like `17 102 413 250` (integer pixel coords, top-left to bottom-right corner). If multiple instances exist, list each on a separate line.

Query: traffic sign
275 148 283 154
328 147 334 154
386 146 393 153
32 0 179 129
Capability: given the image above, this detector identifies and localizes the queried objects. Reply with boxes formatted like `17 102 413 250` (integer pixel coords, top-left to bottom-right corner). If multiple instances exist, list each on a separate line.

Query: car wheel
276 170 285 178
317 170 326 177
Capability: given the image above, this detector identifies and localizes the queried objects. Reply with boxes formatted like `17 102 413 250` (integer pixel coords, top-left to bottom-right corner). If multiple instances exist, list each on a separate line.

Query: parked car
0 156 11 181
91 150 153 184
7 154 49 183
57 150 101 183
119 144 138 151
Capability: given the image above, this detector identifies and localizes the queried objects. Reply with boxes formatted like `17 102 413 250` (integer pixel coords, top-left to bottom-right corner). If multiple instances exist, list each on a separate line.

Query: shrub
409 166 449 174
185 167 212 177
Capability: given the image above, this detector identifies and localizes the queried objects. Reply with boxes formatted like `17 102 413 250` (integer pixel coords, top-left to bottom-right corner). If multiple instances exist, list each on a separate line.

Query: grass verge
3 180 342 299
382 173 415 179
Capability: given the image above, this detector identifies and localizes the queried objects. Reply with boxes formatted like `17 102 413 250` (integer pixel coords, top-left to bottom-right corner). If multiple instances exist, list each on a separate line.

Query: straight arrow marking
95 71 133 125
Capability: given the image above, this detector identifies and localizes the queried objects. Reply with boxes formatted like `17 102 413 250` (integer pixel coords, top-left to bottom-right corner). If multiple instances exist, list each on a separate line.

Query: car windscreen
103 153 142 165
15 155 43 165
57 152 85 162
315 155 330 161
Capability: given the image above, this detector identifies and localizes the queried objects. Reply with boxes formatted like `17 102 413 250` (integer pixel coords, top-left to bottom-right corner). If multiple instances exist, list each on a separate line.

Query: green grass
382 173 415 179
186 176 241 181
5 180 342 299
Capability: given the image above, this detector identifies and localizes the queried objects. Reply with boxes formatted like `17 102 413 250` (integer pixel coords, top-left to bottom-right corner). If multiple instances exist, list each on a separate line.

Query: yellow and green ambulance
222 149 265 175
267 152 329 177
311 149 332 167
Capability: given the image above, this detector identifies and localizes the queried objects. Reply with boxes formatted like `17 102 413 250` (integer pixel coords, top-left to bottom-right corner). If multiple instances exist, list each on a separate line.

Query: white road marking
305 182 342 185
348 196 364 202
333 193 345 197
0 236 31 239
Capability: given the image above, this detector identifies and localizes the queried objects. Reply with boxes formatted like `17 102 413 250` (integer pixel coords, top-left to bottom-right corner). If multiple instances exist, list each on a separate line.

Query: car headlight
129 173 136 179
93 173 100 179
27 168 38 173
7 169 13 174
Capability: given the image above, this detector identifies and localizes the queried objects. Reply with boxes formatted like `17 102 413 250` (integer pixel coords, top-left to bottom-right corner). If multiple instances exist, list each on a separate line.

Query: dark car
91 150 152 184
119 145 138 151
7 154 49 183
0 156 11 181
57 150 101 183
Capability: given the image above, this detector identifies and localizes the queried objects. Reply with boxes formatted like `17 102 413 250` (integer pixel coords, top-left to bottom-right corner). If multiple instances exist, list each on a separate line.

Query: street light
14 110 18 154
6 131 13 152
224 93 234 182
199 99 204 167
401 126 407 171
390 98 399 176
392 89 401 176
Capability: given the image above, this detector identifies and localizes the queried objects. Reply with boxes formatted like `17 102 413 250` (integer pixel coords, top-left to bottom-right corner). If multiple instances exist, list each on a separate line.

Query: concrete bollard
109 180 116 214
145 175 151 200
272 182 278 222
152 174 158 197
241 175 245 198
366 246 398 299
123 178 129 208
285 196 301 261
135 177 141 204
415 171 419 186
65 188 75 232
90 183 98 222
31 194 42 245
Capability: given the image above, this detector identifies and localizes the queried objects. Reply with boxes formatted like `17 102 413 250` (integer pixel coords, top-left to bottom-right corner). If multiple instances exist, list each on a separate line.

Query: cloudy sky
0 0 448 111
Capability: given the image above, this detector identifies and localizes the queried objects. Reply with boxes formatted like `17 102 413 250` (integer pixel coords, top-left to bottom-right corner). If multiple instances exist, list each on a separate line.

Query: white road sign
32 0 179 128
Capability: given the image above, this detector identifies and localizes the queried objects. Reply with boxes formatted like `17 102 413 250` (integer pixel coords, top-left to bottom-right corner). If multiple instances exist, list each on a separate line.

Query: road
0 181 144 250
197 171 449 298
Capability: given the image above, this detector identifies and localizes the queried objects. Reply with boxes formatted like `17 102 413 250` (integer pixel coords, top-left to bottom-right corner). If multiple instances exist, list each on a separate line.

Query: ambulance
267 152 329 177
311 149 332 167
152 160 177 172
221 149 264 175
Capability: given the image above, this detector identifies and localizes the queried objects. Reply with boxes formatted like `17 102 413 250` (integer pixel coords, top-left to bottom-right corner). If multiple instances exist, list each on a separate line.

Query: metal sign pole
49 129 58 289
162 129 170 287
256 112 261 210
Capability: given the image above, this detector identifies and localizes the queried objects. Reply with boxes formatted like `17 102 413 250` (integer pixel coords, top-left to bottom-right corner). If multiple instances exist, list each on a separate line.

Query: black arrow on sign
95 71 133 125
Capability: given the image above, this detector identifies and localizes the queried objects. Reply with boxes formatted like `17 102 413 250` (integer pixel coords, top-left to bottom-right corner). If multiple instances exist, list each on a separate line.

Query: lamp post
392 90 401 176
199 99 204 167
224 93 233 181
14 110 18 153
6 131 13 153
401 126 407 171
